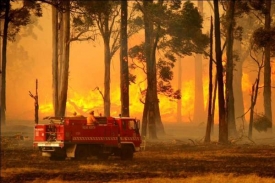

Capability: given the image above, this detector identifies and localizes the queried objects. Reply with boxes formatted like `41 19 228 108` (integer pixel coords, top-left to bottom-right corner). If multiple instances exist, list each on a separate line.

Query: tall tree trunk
149 102 157 139
194 0 206 124
141 91 149 137
120 0 129 117
100 10 112 117
205 16 213 143
263 0 272 128
249 80 258 138
0 10 2 125
249 65 261 138
143 0 157 139
58 1 70 117
103 38 111 117
152 18 165 134
233 40 247 126
52 1 70 117
214 0 227 143
1 0 10 126
225 0 237 137
177 56 182 123
52 1 59 117
211 73 218 135
57 9 64 116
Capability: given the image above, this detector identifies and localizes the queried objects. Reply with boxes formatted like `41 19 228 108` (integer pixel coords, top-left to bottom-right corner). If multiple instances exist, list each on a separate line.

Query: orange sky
4 2 275 124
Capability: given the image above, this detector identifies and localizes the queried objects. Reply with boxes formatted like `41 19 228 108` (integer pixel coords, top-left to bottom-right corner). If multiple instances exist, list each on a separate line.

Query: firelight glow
4 3 275 125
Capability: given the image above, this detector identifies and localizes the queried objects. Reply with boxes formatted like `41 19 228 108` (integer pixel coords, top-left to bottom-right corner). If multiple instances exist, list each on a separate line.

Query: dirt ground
1 121 275 183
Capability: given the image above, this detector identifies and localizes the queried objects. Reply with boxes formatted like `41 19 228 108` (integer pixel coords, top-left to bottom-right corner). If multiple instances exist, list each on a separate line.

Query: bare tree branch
93 87 104 101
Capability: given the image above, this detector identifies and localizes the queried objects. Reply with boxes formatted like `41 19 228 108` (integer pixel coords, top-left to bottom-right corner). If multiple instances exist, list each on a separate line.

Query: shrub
253 113 272 132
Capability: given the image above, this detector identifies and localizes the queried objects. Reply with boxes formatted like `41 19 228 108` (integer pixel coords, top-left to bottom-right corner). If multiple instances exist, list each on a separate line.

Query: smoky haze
3 3 275 136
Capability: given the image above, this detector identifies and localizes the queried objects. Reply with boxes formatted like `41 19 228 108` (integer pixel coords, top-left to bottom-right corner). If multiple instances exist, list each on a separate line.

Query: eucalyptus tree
263 0 272 129
224 0 237 137
193 1 206 125
133 0 208 138
204 16 213 143
136 0 179 137
231 0 275 132
120 0 129 117
0 0 42 125
74 1 123 117
50 0 71 117
249 0 275 130
214 0 227 143
128 43 180 137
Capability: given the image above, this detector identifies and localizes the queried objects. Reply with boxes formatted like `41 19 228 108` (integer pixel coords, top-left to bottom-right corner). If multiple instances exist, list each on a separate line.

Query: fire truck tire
49 148 66 161
73 145 88 161
97 153 109 160
50 153 66 161
121 145 133 160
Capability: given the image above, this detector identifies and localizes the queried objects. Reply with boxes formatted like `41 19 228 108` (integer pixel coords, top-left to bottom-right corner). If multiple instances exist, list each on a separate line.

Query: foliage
249 0 267 13
70 1 120 43
253 113 272 132
163 1 209 55
128 1 208 104
0 0 42 41
128 44 180 100
71 1 142 55
252 27 275 53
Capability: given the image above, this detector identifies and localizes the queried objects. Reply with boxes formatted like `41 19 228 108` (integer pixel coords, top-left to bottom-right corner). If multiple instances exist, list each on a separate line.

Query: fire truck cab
33 116 142 160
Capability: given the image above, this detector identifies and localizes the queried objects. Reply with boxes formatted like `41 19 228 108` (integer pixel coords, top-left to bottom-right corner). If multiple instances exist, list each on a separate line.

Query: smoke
4 4 275 127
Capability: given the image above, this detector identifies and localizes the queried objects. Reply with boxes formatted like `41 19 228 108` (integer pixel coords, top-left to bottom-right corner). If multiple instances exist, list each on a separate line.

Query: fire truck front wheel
120 145 134 160
49 149 66 161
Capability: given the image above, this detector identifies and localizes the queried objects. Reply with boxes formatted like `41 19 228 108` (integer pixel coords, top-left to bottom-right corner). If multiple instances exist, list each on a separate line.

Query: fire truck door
121 119 137 137
105 122 118 142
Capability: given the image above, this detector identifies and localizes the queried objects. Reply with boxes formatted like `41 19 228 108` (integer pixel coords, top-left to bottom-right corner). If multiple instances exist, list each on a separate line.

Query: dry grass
25 174 275 183
1 122 275 183
111 174 275 183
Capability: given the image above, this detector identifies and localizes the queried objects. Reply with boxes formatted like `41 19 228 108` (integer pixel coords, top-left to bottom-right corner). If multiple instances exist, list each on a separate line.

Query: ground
1 121 275 183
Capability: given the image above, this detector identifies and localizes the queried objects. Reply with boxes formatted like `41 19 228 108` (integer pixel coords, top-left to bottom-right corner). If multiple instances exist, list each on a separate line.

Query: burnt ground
1 123 275 183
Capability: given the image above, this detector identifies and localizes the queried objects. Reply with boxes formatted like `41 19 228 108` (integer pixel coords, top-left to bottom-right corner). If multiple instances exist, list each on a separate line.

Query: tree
219 1 250 138
142 0 159 138
225 0 237 137
58 0 70 117
51 0 70 117
134 0 208 138
0 0 42 125
249 0 274 130
214 0 227 143
128 43 179 137
51 0 58 116
71 1 141 117
120 0 129 117
137 0 184 137
0 0 10 126
248 48 264 138
263 0 272 129
232 0 251 128
205 16 213 143
75 1 121 117
193 1 206 124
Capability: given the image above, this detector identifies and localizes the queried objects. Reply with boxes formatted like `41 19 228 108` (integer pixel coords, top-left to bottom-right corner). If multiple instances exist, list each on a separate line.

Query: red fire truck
33 116 142 160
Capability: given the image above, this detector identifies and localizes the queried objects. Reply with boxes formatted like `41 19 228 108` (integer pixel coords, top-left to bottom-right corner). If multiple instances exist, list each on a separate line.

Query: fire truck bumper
33 141 64 149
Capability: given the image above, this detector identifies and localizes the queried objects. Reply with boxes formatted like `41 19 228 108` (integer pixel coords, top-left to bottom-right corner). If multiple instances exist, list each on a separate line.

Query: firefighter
87 111 97 125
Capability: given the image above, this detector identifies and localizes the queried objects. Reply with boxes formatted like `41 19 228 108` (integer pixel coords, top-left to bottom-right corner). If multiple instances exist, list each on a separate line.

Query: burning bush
253 113 272 132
